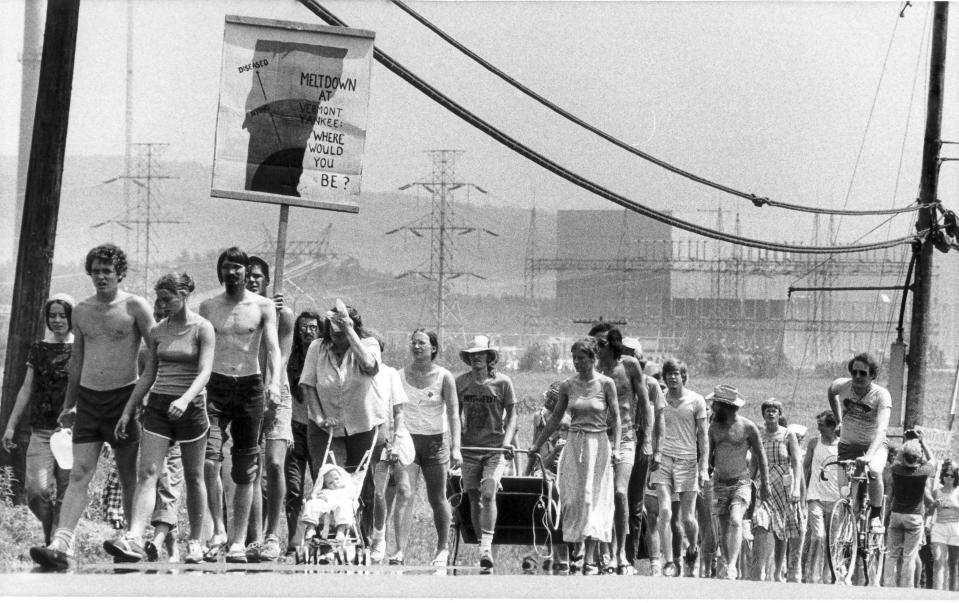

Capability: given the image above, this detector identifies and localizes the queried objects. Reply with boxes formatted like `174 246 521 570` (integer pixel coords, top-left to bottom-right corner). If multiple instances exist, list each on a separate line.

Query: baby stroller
294 441 377 566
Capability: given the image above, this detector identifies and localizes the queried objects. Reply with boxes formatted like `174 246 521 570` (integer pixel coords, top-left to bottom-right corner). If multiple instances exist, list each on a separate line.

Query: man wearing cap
456 335 517 569
826 352 892 534
707 384 770 580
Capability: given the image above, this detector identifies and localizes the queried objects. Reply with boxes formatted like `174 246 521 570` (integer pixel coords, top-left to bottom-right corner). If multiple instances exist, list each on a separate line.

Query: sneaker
103 536 145 562
370 533 386 563
649 559 663 577
683 548 698 577
185 540 204 564
479 549 494 569
29 545 71 571
258 536 280 562
583 563 599 575
225 544 248 564
663 561 679 577
143 541 159 562
431 550 449 567
870 516 885 534
245 541 261 563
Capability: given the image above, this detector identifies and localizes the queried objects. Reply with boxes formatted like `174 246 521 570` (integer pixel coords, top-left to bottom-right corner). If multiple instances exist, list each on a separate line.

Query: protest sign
212 15 374 213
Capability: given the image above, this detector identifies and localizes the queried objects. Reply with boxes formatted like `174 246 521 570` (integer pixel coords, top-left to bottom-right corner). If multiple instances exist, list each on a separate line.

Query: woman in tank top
801 409 840 584
390 328 461 566
528 337 620 575
105 272 214 564
930 460 959 590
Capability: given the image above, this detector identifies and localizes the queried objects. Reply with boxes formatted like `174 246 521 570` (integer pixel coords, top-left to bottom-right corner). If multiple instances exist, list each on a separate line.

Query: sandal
203 537 227 562
388 553 404 566
583 563 599 575
617 563 635 576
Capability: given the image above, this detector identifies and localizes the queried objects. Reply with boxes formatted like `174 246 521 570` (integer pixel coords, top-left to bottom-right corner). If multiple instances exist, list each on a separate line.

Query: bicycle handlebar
819 459 865 483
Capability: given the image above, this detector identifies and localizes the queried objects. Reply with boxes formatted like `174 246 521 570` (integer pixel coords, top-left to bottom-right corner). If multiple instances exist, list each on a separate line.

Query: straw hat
459 335 499 365
705 384 745 408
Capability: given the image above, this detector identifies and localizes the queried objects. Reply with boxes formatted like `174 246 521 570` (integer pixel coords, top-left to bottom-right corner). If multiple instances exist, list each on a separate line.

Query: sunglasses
851 369 870 377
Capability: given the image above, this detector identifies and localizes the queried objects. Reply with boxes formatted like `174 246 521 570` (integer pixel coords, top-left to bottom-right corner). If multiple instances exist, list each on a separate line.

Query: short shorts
461 451 507 491
262 383 293 446
141 394 209 443
74 384 139 447
411 432 450 467
930 520 959 546
649 453 700 494
712 478 753 516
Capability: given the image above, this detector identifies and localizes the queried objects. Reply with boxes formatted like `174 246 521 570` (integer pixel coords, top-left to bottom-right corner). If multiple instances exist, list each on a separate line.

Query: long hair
216 247 249 284
43 297 74 332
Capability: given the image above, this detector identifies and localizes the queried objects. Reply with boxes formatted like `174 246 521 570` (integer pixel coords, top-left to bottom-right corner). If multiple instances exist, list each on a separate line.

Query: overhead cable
388 0 922 218
299 0 922 255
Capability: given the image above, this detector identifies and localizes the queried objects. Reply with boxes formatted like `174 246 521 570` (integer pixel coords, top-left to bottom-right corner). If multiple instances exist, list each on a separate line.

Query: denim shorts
649 453 700 493
411 432 450 467
461 451 506 491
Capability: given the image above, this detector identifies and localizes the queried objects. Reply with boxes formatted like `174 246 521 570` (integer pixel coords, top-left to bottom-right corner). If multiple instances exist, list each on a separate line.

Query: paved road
1 563 955 599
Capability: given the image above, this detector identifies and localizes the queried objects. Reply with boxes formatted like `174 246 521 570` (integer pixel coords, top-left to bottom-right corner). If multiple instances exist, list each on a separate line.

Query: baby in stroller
298 464 359 549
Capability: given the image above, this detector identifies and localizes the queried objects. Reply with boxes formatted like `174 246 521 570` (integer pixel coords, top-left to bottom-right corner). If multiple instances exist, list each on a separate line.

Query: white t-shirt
661 388 707 460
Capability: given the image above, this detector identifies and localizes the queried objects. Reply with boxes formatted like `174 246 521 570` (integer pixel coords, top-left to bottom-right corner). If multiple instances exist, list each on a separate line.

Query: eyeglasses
851 369 870 377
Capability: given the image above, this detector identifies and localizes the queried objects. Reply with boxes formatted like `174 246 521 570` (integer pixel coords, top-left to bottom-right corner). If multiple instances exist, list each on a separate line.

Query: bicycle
822 459 886 586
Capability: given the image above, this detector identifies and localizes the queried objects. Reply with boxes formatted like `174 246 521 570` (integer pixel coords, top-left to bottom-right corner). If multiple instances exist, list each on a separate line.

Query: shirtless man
30 244 154 569
589 324 652 574
243 255 294 562
200 247 282 563
706 384 770 581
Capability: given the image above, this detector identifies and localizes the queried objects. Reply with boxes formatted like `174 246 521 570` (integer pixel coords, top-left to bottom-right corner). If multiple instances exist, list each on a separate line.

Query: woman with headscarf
1 293 75 545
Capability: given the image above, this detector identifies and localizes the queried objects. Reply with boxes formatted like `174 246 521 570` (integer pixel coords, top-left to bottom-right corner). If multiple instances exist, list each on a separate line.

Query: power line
299 0 924 255
387 0 922 219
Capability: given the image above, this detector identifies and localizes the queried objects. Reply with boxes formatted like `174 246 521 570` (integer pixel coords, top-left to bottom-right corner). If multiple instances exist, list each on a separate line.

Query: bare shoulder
621 355 641 373
124 292 152 315
742 417 761 437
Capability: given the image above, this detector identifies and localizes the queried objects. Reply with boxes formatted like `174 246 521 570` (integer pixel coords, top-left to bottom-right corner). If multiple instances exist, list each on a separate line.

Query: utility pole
1 0 81 481
905 1 948 429
388 150 496 346
13 0 45 260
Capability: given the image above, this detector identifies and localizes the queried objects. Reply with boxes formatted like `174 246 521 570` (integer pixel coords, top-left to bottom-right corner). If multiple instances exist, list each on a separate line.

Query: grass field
1 368 956 572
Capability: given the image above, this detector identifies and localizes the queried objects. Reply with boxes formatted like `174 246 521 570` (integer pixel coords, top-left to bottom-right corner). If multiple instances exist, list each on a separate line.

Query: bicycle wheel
827 500 858 584
861 530 885 586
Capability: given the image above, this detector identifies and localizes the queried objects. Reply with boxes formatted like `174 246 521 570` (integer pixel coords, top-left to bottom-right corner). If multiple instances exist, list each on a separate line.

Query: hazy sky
1 0 958 260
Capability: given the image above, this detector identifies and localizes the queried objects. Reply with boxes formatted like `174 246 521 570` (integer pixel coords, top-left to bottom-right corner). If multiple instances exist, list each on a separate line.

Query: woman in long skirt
528 337 620 575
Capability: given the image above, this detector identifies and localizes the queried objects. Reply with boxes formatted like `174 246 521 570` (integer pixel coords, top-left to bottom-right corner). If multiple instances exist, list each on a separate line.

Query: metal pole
905 2 948 430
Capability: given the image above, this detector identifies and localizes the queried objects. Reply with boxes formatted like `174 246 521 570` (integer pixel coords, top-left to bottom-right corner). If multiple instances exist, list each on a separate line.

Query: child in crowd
299 464 359 545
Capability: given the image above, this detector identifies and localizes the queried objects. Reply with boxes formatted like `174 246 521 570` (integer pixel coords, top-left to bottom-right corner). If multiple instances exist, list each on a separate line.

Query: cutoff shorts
712 477 753 516
411 432 450 467
261 383 293 446
649 453 700 493
462 451 506 491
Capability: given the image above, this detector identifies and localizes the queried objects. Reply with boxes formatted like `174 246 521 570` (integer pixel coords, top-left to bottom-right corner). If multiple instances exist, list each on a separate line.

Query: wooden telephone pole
0 1 81 463
905 1 949 429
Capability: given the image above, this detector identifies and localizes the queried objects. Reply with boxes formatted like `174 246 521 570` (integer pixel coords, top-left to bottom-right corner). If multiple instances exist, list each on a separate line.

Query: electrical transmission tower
387 150 497 346
94 143 182 295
